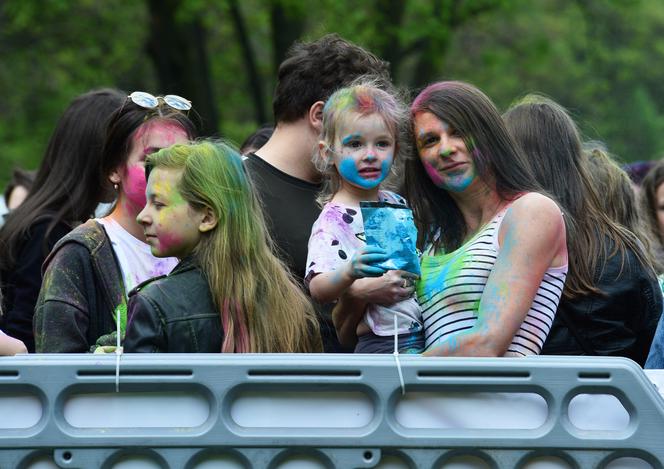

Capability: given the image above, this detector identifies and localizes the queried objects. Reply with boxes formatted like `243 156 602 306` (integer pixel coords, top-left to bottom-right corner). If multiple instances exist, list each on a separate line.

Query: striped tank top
417 207 568 356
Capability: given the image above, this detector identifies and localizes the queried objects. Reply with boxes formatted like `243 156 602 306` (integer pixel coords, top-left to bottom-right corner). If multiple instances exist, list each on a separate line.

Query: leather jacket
542 243 662 366
123 257 223 353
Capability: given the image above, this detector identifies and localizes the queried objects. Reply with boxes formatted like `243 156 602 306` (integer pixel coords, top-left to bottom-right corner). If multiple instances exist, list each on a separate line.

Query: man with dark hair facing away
244 34 390 352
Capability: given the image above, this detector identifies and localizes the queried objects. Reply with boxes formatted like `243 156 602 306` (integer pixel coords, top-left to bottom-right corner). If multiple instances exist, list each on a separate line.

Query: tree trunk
228 0 268 124
270 0 306 74
372 0 407 80
146 0 219 136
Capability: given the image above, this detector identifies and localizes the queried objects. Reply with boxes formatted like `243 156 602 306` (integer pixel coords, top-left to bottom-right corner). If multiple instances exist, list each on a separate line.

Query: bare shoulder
510 192 562 218
501 192 565 243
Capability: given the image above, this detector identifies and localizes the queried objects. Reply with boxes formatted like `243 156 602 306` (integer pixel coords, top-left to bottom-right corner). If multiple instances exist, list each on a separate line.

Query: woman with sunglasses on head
0 89 125 352
34 92 196 353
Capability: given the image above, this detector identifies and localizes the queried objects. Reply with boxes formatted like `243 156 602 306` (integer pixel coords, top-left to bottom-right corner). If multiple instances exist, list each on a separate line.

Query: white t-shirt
97 217 179 295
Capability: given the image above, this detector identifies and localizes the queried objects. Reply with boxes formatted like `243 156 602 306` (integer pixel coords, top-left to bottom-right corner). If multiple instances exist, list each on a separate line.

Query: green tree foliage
1 0 664 187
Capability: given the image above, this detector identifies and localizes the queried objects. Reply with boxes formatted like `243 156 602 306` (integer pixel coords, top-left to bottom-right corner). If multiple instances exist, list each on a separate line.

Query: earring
114 183 119 190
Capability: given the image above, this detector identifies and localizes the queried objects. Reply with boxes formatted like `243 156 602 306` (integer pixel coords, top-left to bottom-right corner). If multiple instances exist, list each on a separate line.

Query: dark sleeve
123 293 167 353
5 222 70 352
34 242 94 353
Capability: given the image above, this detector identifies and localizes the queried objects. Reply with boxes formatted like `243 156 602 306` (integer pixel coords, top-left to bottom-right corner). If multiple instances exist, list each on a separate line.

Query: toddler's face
331 112 395 191
137 167 204 259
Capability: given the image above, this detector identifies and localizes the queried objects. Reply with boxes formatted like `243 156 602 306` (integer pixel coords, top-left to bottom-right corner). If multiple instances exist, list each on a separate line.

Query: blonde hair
147 140 322 353
314 79 408 207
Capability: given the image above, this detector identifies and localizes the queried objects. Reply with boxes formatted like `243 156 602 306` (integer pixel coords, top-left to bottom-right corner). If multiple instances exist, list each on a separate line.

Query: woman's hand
350 270 418 305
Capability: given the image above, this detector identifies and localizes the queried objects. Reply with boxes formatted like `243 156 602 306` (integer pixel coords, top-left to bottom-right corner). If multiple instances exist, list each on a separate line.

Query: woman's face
115 120 189 216
655 182 664 239
413 111 477 193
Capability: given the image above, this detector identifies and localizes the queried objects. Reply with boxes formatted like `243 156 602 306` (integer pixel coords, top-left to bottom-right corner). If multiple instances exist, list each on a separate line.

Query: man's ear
198 206 218 233
309 101 325 132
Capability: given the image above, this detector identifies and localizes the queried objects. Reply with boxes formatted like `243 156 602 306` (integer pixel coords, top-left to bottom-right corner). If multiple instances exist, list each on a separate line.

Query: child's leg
354 330 424 354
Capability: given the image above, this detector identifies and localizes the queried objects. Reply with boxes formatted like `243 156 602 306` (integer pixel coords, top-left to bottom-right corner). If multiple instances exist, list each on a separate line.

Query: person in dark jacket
504 96 662 365
123 140 322 353
0 89 125 352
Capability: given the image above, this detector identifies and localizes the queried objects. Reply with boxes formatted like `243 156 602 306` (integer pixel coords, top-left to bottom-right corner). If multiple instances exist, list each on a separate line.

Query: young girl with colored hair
306 81 424 354
123 141 322 353
34 94 196 352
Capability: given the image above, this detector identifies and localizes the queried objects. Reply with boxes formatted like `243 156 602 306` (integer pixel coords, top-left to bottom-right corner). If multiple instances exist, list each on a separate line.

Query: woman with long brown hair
504 95 661 365
402 82 568 356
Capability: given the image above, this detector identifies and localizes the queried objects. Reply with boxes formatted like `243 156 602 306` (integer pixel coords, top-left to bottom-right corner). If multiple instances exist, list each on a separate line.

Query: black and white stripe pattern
418 213 567 356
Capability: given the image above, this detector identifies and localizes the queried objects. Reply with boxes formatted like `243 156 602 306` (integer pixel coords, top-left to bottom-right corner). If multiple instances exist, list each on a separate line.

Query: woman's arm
423 193 567 357
332 270 418 347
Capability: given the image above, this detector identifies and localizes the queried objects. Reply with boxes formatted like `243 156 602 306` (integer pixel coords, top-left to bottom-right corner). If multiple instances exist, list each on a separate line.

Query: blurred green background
2 0 663 186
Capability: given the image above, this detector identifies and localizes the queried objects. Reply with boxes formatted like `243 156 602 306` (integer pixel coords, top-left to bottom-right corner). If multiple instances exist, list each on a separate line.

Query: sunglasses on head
128 91 192 112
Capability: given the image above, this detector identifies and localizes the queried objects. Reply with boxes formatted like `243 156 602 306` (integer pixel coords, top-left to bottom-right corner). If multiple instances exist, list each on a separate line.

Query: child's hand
346 246 389 279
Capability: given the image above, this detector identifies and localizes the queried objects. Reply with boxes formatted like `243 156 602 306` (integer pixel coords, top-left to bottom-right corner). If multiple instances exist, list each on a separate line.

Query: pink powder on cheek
155 231 184 254
422 160 445 187
123 164 147 213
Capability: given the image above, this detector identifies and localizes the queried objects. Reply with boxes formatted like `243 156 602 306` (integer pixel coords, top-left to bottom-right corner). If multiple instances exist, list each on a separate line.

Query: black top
244 154 349 352
542 242 663 366
124 257 223 353
244 153 322 282
1 218 71 352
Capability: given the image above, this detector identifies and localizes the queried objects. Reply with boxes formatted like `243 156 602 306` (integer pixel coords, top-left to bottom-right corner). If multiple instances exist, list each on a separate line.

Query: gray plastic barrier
0 354 663 469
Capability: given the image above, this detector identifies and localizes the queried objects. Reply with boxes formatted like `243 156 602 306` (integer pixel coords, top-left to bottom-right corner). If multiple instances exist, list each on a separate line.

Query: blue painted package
360 201 420 276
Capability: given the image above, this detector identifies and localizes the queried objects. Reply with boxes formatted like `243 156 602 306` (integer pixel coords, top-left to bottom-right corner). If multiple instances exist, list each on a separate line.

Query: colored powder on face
422 160 445 187
445 168 476 193
342 133 361 146
133 120 187 146
123 164 148 214
339 156 391 189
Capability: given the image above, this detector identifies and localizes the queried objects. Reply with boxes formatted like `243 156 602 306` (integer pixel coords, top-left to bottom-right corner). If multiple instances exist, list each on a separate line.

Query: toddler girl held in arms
306 81 423 354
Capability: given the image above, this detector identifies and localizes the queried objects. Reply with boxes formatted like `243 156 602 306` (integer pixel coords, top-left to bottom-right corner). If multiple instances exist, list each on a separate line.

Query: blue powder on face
339 157 390 189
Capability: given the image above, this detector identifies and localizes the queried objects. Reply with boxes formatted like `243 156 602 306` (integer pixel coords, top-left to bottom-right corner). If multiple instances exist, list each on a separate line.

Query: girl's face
115 120 189 216
330 112 395 192
137 167 205 259
655 182 664 240
413 111 477 193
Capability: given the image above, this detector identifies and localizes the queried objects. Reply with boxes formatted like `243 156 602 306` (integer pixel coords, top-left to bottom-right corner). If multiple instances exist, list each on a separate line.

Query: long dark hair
504 95 655 298
405 81 543 253
0 88 125 271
